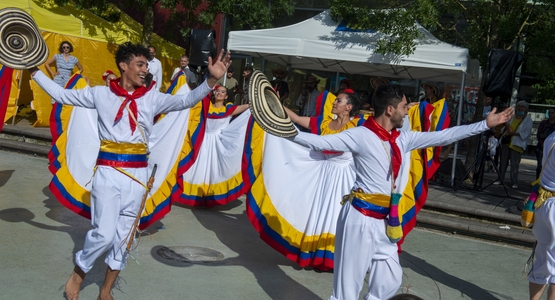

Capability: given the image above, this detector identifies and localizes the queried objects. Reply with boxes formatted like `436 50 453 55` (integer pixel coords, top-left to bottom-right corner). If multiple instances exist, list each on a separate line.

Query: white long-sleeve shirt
541 133 555 191
290 120 489 195
147 57 163 91
33 70 210 145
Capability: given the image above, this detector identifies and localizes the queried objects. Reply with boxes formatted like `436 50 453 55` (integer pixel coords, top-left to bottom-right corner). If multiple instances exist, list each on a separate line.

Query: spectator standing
536 107 555 178
420 82 440 104
44 41 84 87
240 65 254 104
270 68 290 104
496 100 533 188
296 75 320 117
216 66 238 103
483 96 493 118
364 77 389 110
171 55 197 90
147 45 163 91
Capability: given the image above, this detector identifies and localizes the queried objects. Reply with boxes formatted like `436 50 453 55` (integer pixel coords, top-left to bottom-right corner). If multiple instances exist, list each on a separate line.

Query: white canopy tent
228 10 480 186
227 10 481 85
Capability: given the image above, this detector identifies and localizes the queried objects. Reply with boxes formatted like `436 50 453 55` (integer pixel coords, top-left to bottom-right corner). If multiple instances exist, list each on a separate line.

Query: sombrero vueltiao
248 71 297 138
0 7 49 69
420 82 440 98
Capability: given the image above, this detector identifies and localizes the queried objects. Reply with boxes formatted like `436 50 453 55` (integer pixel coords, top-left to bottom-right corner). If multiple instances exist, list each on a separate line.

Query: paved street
0 150 534 299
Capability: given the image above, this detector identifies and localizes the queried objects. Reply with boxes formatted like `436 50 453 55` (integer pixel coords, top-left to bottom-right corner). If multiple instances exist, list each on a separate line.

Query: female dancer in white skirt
175 85 250 207
245 89 369 271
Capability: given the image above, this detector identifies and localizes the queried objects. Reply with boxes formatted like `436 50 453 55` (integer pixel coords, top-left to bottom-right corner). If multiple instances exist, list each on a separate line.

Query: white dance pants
529 197 555 285
329 203 402 300
75 166 147 272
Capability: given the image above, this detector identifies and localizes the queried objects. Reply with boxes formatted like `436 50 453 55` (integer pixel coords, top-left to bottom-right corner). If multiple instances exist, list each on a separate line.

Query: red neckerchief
363 116 402 180
110 79 152 134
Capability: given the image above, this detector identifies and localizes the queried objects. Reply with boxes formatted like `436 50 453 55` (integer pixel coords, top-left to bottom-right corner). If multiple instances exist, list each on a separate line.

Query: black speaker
434 158 467 185
188 29 217 67
482 49 524 98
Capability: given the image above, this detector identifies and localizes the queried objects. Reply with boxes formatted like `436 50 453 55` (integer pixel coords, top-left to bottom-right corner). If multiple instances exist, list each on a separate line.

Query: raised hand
486 107 515 128
206 49 232 87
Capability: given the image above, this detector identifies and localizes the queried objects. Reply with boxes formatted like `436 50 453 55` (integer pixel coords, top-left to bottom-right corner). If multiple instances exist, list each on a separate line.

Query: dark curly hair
339 89 361 117
372 84 405 117
115 42 150 72
58 41 74 53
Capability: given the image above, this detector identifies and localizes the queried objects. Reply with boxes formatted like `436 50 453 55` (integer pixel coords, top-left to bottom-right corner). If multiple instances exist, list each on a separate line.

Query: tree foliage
52 0 295 46
329 0 555 78
329 0 555 169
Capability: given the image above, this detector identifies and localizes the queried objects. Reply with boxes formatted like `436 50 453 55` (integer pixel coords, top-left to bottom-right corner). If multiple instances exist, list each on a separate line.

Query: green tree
329 0 555 169
52 0 295 46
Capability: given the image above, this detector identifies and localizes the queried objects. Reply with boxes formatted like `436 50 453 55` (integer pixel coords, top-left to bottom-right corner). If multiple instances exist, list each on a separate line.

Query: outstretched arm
284 107 310 129
289 128 361 153
29 69 95 108
402 107 515 152
231 104 249 116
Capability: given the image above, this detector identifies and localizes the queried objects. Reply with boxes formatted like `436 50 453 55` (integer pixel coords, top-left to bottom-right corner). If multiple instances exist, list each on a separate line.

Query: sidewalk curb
424 200 521 224
0 139 50 156
1 125 51 141
417 211 535 246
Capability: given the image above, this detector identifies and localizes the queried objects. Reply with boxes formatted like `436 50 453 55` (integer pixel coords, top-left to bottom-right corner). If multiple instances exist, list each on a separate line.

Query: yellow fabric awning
0 0 186 126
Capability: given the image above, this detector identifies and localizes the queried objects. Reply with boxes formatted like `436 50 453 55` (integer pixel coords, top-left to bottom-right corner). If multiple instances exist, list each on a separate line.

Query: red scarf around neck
110 79 152 134
363 117 402 180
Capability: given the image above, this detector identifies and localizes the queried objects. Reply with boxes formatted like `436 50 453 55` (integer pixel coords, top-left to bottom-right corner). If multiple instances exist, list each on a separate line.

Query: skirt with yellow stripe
244 122 356 271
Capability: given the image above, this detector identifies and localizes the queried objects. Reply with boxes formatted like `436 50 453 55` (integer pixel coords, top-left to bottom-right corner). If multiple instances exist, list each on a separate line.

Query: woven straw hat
248 71 297 137
0 7 48 69
420 82 440 98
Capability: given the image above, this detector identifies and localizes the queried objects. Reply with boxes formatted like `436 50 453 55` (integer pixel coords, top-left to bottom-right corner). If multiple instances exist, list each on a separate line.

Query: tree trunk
141 5 154 47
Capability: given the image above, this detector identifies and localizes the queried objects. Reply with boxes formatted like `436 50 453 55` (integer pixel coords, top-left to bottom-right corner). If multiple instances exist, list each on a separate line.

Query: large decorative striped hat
248 71 297 138
0 7 48 69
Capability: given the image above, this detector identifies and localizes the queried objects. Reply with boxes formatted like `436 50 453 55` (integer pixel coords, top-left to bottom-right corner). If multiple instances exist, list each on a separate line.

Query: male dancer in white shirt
529 131 555 300
29 42 231 300
287 84 514 300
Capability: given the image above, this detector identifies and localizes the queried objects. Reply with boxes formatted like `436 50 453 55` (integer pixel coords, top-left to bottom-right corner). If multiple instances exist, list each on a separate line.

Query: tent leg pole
415 80 421 102
11 70 23 126
451 72 466 186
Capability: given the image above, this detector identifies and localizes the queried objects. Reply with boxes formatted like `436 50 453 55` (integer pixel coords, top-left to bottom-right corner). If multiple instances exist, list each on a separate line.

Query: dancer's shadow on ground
0 170 14 188
400 251 513 299
151 201 323 300
0 186 115 296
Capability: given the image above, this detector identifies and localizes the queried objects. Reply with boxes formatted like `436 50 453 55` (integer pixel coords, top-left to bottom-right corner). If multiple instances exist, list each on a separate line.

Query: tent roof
228 10 481 85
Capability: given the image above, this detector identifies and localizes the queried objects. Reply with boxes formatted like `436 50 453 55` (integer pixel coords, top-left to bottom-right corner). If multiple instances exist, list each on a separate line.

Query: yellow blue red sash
96 140 148 168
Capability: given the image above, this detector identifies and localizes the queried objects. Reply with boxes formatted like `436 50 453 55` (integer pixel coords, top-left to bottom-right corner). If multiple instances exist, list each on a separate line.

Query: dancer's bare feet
64 265 86 300
97 291 114 300
97 267 119 300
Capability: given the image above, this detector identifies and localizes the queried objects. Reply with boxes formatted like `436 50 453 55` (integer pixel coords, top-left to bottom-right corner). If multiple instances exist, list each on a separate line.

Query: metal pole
11 70 23 125
415 80 421 102
509 64 521 108
451 72 466 186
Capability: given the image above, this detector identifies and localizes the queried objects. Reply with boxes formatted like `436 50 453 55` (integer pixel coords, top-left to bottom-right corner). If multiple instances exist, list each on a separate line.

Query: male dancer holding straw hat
284 84 514 300
29 42 231 300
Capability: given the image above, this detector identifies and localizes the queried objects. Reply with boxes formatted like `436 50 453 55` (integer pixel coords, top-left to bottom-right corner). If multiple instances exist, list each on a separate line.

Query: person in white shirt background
147 45 163 91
